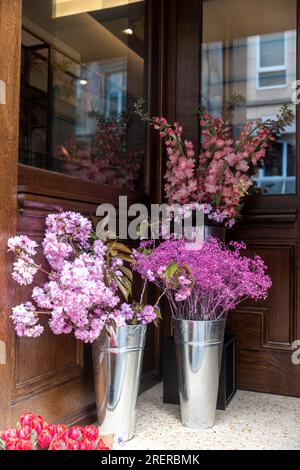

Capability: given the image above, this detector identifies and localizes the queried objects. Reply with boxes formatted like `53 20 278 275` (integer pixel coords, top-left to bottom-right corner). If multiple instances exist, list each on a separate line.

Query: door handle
0 340 6 364
0 80 6 104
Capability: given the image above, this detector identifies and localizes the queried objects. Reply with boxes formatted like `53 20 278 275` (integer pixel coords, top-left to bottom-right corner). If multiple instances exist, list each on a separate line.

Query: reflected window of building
257 33 287 89
201 0 296 195
20 0 148 191
257 141 296 194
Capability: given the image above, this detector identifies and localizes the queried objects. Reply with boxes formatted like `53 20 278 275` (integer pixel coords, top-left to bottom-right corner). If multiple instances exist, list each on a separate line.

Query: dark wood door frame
164 0 202 143
0 0 22 428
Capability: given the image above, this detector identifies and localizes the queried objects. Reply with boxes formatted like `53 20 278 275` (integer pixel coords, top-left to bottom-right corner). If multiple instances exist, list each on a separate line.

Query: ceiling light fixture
123 28 134 36
79 79 88 86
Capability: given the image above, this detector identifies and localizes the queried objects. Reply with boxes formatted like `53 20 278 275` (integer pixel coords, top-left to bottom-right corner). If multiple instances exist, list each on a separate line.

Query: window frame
256 32 288 90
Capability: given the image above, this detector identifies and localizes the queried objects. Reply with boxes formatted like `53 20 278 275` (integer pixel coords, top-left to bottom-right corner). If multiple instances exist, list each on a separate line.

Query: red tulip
67 439 80 450
30 416 44 434
18 413 36 428
18 413 44 434
95 439 110 451
50 439 68 450
0 414 114 451
15 439 33 451
5 438 18 450
0 428 17 441
79 438 94 450
43 424 57 435
68 426 83 441
16 425 31 440
37 429 55 449
55 424 68 440
83 425 98 441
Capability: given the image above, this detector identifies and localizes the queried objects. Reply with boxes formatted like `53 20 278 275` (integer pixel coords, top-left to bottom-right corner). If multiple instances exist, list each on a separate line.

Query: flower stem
140 278 148 304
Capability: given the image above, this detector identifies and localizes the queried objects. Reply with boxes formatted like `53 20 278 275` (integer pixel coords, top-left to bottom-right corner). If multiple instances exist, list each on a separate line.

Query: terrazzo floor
123 383 300 450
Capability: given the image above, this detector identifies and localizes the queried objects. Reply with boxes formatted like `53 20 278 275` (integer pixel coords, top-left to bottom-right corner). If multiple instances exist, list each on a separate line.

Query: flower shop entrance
0 0 300 431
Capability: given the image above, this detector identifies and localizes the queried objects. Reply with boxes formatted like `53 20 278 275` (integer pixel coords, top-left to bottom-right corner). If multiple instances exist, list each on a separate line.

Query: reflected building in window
20 0 147 191
201 0 296 195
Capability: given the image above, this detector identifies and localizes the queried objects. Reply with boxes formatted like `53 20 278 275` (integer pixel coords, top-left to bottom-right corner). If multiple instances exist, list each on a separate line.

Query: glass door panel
21 0 147 191
201 0 296 195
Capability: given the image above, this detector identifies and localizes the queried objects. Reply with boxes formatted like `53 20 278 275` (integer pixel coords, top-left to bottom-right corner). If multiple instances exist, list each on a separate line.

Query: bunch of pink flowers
0 413 111 450
133 237 272 321
8 211 160 343
135 100 293 226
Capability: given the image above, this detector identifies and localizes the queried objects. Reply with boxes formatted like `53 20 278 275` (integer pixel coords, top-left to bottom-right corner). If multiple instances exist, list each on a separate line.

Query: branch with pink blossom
135 99 293 227
8 212 161 343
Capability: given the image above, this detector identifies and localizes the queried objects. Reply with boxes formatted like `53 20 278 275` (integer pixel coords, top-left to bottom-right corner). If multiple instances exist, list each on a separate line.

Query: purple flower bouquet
133 237 272 321
134 236 271 429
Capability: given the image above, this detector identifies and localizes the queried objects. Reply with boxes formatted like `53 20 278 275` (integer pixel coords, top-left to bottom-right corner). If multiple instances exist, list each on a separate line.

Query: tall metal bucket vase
174 319 226 429
92 324 147 442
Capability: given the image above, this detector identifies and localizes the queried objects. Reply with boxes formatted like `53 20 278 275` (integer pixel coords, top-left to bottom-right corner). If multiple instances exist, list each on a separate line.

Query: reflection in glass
20 0 147 191
201 0 296 195
20 31 50 169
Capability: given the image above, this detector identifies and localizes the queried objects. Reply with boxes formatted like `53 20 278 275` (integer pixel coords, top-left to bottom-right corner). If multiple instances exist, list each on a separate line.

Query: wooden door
166 0 300 396
228 195 300 396
0 0 164 429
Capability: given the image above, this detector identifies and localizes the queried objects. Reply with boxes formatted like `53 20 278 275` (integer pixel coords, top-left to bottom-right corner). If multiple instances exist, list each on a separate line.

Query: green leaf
94 434 101 450
113 242 132 255
213 194 221 206
110 318 117 332
117 253 134 264
236 202 245 213
30 429 37 450
118 265 133 282
121 275 132 296
154 317 162 328
155 308 163 320
165 263 179 281
0 438 6 450
115 277 130 301
105 324 113 337
131 299 139 310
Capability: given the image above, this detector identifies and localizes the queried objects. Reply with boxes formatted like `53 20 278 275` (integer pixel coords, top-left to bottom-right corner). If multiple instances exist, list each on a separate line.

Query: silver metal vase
174 318 226 429
92 324 147 442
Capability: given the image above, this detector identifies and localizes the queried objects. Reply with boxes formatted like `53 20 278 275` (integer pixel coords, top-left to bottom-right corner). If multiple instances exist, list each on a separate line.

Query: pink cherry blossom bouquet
8 211 161 343
133 237 272 321
0 413 112 450
57 112 143 190
135 99 293 227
